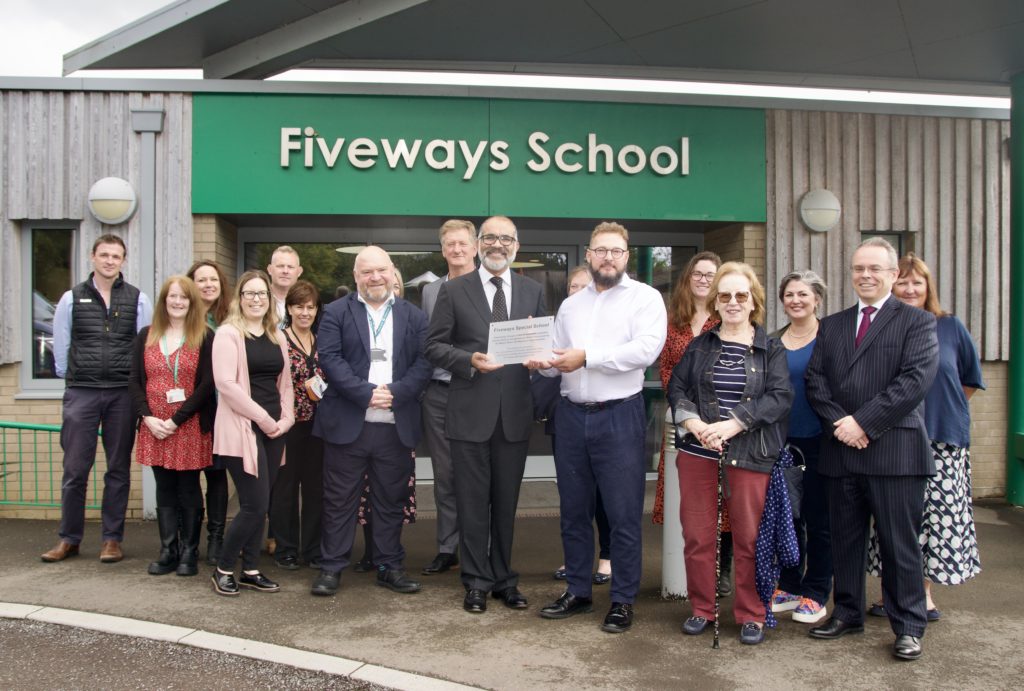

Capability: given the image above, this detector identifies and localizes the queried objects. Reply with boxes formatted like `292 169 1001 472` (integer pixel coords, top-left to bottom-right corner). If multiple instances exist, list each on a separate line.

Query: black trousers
320 423 413 572
450 425 528 592
270 419 324 561
828 473 928 637
219 429 285 572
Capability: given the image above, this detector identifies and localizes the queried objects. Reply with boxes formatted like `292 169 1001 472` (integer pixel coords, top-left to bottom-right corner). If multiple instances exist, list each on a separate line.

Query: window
861 231 905 257
19 225 75 395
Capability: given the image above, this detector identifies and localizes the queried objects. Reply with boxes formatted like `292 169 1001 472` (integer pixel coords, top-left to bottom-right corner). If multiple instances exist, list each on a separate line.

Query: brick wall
193 214 238 289
705 222 767 285
969 361 1007 498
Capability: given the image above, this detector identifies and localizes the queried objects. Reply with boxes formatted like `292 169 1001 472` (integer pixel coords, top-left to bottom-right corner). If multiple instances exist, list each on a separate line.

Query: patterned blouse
285 329 324 422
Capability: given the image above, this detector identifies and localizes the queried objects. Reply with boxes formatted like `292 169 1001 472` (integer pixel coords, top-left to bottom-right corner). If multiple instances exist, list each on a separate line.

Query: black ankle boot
177 507 204 577
148 507 180 575
205 479 227 567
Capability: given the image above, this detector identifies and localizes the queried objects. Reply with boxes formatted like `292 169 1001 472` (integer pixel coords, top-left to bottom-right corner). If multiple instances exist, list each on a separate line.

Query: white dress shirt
547 274 667 403
360 294 396 424
479 265 512 315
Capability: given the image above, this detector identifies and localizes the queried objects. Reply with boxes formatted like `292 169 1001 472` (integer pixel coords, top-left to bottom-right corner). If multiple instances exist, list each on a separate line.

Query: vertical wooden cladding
0 90 192 284
766 109 1010 360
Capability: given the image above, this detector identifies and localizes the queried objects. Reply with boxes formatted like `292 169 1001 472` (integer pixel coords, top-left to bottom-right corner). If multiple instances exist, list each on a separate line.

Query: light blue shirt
52 276 153 378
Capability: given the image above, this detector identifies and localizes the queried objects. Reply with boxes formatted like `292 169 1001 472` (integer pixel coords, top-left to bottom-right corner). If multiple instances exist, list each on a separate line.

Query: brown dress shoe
41 541 80 563
99 540 123 563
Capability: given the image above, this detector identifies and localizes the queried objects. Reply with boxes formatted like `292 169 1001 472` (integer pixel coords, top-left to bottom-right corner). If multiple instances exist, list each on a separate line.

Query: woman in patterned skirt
129 276 215 577
867 253 984 620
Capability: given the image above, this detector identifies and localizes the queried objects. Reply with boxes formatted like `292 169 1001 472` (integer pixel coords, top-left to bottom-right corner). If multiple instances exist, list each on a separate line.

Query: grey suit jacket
421 277 443 320
805 297 938 477
425 271 546 443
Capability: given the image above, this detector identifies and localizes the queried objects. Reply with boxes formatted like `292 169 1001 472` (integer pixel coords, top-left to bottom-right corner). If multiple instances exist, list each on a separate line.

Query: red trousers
677 451 770 624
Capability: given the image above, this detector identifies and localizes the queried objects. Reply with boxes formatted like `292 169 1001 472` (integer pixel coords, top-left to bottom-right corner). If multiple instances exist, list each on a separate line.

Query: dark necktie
855 305 876 348
490 276 508 322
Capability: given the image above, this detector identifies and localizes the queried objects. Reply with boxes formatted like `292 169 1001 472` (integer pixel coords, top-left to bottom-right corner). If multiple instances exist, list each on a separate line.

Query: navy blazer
312 294 433 448
425 270 546 443
805 297 938 477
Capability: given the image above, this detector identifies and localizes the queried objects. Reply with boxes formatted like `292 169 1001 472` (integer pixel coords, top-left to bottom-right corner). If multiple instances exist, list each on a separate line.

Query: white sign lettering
279 128 690 180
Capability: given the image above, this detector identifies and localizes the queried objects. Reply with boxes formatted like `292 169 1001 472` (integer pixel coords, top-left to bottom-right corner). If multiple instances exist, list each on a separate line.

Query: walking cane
712 449 725 649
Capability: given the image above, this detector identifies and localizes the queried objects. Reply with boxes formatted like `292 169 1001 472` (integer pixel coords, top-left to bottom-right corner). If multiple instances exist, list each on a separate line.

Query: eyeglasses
851 265 894 276
717 291 751 304
479 234 517 246
241 290 269 301
691 271 716 283
588 247 627 259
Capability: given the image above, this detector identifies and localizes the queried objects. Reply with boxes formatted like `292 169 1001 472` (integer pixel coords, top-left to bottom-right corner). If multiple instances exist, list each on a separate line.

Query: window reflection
32 229 72 379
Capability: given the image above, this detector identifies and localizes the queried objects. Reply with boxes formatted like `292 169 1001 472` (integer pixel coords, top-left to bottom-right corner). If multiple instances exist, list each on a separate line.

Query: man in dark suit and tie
805 237 938 660
310 246 433 597
425 215 546 614
419 219 478 576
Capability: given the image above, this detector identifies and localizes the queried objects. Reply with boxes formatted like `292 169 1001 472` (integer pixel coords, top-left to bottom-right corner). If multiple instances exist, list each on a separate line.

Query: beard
481 246 516 272
592 264 625 289
359 283 392 304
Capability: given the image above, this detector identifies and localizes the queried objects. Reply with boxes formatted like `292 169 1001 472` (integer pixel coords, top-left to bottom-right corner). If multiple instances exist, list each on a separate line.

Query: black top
246 333 283 420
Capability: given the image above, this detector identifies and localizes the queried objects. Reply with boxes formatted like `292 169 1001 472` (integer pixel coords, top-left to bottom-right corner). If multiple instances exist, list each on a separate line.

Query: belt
565 392 641 412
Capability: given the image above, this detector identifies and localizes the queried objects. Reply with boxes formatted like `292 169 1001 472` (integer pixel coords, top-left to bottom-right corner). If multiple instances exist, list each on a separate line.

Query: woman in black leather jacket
668 261 793 646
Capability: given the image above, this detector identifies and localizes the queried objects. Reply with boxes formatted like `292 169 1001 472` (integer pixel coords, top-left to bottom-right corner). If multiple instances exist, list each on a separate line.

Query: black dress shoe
311 570 341 597
422 552 459 575
808 617 864 639
376 568 422 594
211 570 239 597
306 557 322 570
893 634 923 660
274 553 300 570
540 592 593 620
239 571 280 592
601 602 634 633
353 558 375 573
464 588 487 613
592 571 611 585
492 587 529 609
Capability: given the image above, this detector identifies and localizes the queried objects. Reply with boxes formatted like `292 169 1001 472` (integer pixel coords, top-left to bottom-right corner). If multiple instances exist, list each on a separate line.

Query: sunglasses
716 291 751 304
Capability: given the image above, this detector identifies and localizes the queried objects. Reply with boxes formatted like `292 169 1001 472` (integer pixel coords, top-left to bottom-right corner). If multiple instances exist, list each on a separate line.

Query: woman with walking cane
668 262 793 646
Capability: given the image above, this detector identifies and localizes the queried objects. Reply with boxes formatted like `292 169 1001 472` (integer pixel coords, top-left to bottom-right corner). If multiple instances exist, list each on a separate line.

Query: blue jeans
554 395 646 604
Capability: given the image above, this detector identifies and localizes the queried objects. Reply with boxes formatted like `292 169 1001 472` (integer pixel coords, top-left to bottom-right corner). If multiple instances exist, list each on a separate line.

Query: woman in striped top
668 262 793 646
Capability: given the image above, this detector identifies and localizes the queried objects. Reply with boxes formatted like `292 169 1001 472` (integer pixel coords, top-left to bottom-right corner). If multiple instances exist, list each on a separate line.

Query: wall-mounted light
799 189 841 232
87 177 137 225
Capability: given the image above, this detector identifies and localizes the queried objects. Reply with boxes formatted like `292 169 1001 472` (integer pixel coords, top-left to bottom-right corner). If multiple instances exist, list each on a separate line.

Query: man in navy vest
42 234 153 564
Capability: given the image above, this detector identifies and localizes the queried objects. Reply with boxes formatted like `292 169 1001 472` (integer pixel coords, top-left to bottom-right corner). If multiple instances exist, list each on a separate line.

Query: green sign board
192 93 765 221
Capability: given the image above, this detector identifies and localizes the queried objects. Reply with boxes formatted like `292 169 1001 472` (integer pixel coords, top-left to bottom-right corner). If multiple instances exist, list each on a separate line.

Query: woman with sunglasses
668 262 793 646
210 270 294 596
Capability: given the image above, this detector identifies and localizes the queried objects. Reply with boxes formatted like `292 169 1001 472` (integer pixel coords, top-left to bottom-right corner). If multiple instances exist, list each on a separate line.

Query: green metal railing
0 421 101 508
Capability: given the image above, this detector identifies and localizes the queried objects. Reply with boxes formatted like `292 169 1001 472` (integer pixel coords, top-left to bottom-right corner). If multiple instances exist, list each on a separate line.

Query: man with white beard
425 216 546 614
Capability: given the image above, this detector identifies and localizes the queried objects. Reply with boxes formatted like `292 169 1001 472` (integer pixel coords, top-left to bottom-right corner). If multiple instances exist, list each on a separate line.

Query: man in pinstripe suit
805 237 938 661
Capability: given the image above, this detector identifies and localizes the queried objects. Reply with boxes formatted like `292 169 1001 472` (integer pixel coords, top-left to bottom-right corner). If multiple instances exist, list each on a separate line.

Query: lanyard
160 335 184 386
367 303 392 347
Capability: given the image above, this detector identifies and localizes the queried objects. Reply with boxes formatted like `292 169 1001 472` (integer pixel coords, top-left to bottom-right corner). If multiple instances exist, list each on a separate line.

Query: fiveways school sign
193 94 766 221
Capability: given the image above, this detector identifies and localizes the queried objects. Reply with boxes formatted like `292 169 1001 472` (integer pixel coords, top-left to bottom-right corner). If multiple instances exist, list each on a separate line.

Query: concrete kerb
0 602 480 691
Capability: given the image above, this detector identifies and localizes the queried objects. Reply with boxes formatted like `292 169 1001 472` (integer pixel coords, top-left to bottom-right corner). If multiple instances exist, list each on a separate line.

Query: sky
0 0 185 78
0 0 1009 112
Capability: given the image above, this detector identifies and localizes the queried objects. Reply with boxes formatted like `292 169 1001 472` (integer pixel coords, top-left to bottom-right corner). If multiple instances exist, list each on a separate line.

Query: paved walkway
2 492 1023 690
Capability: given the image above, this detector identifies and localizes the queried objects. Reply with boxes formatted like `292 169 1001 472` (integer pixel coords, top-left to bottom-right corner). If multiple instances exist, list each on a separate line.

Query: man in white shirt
530 222 667 634
267 245 303 323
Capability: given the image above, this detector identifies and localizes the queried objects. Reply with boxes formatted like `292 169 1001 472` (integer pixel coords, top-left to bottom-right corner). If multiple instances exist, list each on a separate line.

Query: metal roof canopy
63 0 1023 97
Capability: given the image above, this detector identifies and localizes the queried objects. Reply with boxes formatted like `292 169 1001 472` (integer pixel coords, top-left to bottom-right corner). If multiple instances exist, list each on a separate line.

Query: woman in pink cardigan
211 270 294 596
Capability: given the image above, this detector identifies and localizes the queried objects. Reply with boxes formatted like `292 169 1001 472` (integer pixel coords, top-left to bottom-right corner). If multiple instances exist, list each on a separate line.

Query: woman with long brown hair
187 260 230 566
129 276 215 577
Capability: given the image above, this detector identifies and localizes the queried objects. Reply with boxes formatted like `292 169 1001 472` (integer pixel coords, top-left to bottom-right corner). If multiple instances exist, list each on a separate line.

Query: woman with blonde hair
211 270 295 596
129 276 216 577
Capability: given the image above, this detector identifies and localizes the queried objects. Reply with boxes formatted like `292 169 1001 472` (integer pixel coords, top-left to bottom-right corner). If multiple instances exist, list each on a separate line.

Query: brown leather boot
99 540 124 563
41 541 79 563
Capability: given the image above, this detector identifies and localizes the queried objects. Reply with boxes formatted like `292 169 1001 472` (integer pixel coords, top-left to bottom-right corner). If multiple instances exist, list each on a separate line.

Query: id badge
166 388 186 403
370 347 388 362
305 375 327 401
